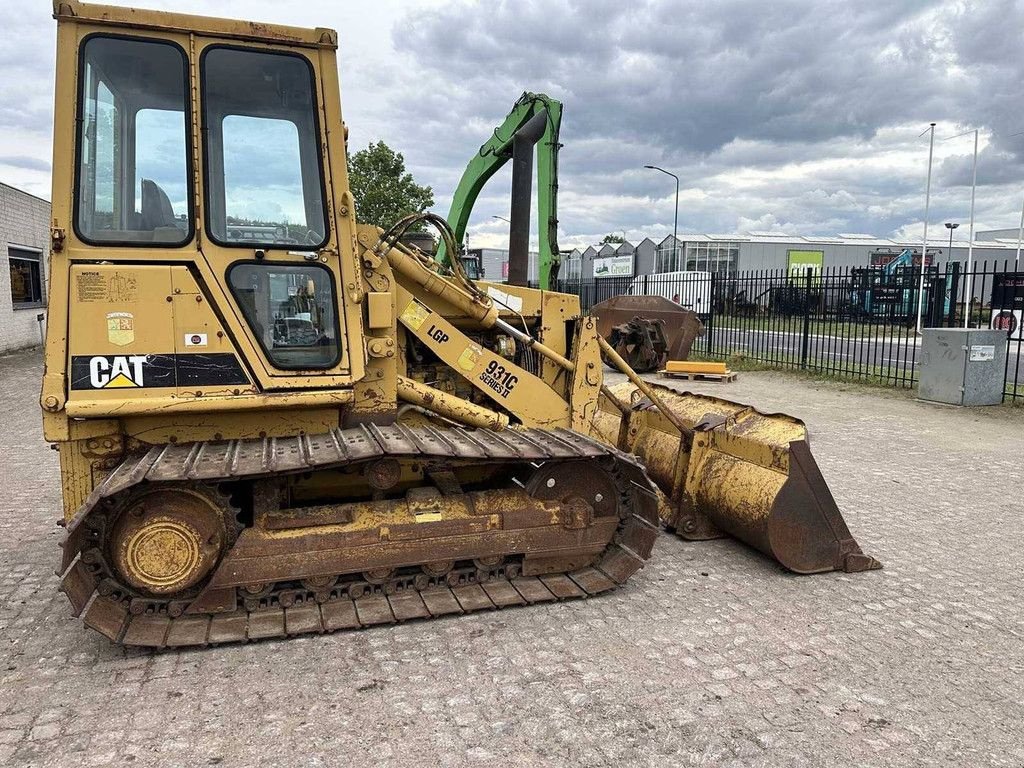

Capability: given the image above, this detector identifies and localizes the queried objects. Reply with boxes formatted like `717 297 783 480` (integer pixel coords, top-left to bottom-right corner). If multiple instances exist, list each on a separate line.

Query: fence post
928 275 945 328
800 267 812 369
707 272 716 356
947 261 961 326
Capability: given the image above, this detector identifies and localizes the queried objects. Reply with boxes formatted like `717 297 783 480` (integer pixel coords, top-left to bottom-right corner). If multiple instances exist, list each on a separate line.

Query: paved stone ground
1 348 1022 768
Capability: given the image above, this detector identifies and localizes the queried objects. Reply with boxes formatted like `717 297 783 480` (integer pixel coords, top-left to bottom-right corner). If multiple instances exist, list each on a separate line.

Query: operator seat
140 179 179 238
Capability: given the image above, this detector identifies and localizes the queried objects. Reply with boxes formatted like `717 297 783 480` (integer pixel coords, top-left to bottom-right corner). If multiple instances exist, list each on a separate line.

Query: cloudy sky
3 0 1023 249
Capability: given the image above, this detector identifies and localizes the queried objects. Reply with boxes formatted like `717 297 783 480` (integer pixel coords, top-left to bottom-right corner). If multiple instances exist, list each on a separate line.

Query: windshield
202 47 327 248
75 36 191 245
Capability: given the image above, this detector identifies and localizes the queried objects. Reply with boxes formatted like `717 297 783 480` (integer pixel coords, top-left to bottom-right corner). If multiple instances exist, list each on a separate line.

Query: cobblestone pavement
1 348 1022 768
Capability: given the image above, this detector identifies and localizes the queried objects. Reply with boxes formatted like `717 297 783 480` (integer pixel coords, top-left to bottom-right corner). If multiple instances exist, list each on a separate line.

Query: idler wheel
108 486 229 596
525 460 619 517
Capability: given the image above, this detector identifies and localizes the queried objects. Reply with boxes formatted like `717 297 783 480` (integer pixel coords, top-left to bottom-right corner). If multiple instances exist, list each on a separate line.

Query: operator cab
67 22 357 383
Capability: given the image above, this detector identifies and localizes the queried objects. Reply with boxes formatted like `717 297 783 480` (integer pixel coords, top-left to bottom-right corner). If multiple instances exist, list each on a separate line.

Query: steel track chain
57 424 660 648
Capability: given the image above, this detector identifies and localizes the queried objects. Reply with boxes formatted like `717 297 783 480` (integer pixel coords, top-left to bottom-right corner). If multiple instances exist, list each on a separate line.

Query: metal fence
542 260 1024 402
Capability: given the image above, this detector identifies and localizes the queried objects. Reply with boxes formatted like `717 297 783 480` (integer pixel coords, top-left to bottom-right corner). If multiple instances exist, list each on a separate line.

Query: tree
347 141 434 231
601 234 625 244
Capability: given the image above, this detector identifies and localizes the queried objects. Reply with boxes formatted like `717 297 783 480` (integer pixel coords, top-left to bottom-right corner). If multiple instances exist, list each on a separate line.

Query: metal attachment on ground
595 381 881 575
607 316 669 373
591 295 705 372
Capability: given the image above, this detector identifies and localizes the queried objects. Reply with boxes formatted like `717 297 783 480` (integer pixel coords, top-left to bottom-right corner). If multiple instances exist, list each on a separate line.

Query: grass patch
688 350 918 389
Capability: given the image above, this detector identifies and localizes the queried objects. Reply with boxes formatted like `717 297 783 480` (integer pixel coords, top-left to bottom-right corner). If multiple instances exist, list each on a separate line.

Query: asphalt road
713 325 1024 389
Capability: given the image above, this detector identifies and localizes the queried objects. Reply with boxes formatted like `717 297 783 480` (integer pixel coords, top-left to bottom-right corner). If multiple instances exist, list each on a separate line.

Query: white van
629 271 712 316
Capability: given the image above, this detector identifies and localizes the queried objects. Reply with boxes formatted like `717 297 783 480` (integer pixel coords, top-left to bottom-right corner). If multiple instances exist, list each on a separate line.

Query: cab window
75 36 191 245
227 263 340 369
202 47 327 248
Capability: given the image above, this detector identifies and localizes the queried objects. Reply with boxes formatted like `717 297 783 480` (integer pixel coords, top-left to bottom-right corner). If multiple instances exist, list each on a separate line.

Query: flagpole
1016 195 1023 270
963 129 978 328
915 123 936 335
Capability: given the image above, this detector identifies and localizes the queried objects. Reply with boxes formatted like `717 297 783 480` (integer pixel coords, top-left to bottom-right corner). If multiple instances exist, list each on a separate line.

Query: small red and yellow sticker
457 343 483 372
106 312 134 346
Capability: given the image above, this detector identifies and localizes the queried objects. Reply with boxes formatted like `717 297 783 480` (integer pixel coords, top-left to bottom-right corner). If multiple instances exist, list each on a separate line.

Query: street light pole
945 222 959 256
943 129 981 327
915 123 936 335
644 165 680 269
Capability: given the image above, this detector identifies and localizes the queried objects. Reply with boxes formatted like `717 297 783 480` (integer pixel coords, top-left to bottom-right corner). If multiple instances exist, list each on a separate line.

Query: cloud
0 156 51 173
378 0 1024 246
3 0 1024 246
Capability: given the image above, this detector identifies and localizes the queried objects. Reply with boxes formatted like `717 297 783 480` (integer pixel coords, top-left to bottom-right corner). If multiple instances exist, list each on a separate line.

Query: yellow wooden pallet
659 367 737 383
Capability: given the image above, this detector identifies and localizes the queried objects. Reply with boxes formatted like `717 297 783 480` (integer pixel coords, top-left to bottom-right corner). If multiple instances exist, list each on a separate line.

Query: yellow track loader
42 1 878 649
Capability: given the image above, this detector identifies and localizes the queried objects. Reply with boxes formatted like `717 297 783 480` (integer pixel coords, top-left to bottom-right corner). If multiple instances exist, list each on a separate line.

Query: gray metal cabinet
919 328 1007 406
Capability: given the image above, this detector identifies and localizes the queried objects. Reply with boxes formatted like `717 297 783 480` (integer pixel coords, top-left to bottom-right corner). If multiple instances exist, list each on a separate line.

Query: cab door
191 38 365 390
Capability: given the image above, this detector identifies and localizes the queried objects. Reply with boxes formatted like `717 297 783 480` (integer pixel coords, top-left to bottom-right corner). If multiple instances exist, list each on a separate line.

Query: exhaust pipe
507 111 548 287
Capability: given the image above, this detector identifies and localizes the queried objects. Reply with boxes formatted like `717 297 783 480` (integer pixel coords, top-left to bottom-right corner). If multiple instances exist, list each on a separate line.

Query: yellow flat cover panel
665 361 728 375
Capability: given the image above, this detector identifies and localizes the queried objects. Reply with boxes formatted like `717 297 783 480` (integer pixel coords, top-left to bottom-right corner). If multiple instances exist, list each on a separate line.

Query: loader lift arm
436 92 563 288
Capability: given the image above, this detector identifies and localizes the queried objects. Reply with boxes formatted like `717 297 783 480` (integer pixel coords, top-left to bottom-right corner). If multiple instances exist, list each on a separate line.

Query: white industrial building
1 182 50 354
466 247 540 282
563 231 1023 281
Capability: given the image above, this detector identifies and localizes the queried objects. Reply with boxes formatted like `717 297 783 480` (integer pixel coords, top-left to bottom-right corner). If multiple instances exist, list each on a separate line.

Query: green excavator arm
436 92 563 289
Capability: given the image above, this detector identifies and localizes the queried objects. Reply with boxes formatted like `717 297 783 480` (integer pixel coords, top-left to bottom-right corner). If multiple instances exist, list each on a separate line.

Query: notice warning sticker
76 272 106 303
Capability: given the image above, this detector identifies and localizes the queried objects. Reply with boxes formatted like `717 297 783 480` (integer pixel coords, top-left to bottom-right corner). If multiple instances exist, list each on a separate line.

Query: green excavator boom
436 92 563 289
